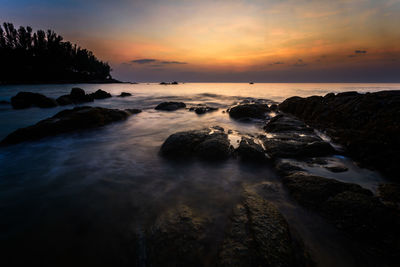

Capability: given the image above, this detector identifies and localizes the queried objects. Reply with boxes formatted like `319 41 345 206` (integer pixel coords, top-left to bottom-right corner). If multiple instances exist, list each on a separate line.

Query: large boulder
160 127 233 160
118 92 132 97
228 103 270 120
279 91 400 179
90 89 112 99
0 106 136 145
218 190 306 267
11 92 58 109
155 102 186 111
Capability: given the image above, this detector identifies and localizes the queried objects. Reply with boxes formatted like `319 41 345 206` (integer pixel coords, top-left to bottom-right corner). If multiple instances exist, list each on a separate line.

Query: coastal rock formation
218 190 305 267
155 101 186 111
278 91 400 179
261 115 335 158
1 106 138 145
160 127 233 160
90 89 112 99
189 105 218 114
378 183 400 206
145 205 211 267
0 100 10 105
118 92 132 97
11 92 58 109
56 88 94 105
228 103 270 120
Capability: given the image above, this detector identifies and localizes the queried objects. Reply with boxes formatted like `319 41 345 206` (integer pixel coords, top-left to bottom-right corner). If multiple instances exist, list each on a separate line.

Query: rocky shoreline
1 90 399 266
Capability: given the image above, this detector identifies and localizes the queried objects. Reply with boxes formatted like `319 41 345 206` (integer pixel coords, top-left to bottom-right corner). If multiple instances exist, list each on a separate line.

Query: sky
1 0 400 82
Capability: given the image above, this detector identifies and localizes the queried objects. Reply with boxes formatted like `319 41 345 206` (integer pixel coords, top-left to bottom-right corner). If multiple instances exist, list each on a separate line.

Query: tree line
0 22 112 84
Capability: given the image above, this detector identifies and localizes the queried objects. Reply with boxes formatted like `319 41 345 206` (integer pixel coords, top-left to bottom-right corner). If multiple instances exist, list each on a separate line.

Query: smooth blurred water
0 83 397 266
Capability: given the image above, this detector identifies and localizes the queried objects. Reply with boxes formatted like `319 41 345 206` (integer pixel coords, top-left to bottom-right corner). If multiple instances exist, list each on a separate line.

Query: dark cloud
269 61 284 65
355 50 367 54
293 59 307 67
130 59 187 65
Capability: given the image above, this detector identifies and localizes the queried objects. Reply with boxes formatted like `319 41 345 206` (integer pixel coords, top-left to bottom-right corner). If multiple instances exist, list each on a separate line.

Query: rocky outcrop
279 91 400 179
11 92 58 109
90 89 112 99
235 137 267 162
155 102 186 111
218 190 307 267
261 115 335 159
378 183 400 206
56 88 94 105
160 127 233 160
118 92 132 97
0 106 139 145
228 103 270 120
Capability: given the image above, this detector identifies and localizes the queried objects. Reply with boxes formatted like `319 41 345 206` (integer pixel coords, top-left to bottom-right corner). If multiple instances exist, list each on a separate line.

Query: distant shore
0 78 131 85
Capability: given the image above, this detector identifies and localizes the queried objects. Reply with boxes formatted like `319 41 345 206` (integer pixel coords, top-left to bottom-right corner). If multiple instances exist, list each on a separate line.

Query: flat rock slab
1 106 138 145
11 92 58 109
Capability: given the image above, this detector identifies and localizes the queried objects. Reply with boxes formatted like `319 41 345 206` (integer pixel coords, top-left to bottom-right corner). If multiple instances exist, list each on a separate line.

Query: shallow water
0 83 398 266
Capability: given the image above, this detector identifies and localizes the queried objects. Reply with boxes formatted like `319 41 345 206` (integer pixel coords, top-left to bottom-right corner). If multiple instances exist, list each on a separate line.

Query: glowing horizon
1 0 399 82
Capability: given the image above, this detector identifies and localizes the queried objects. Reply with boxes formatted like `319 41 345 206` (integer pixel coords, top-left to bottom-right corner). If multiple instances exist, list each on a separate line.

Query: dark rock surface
90 89 112 99
160 127 233 160
279 91 400 179
261 115 335 158
228 103 270 120
118 92 132 97
235 137 267 162
11 92 58 109
0 100 10 105
218 190 306 267
145 205 212 267
155 102 186 111
125 109 142 114
378 183 400 205
1 106 133 145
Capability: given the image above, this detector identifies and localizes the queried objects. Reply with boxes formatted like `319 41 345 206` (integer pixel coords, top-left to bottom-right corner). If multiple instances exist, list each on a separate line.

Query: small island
0 22 120 84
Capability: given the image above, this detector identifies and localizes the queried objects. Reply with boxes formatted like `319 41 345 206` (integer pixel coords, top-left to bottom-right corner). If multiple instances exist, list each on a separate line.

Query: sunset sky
1 0 400 82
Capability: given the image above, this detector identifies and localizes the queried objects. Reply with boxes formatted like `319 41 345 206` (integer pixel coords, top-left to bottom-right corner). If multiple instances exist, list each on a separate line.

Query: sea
0 83 399 266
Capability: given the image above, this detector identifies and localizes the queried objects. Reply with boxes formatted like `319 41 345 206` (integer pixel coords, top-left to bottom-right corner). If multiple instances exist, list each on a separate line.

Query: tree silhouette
0 22 112 84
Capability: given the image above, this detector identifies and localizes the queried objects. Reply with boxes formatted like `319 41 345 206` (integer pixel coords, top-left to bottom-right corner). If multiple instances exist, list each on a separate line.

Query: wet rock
125 109 142 114
269 104 278 111
118 92 132 97
283 172 372 209
1 106 131 145
189 105 218 114
235 137 267 162
0 100 10 105
90 89 112 99
324 165 348 173
11 92 58 109
160 128 233 160
218 190 304 267
279 91 400 179
228 103 270 120
56 88 94 105
264 114 313 133
146 205 211 267
378 183 400 205
155 101 186 111
275 160 306 176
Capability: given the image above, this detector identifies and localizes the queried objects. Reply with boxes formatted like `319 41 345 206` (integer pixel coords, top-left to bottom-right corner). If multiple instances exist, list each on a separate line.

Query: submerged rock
118 92 132 97
1 106 134 145
160 127 233 160
11 92 58 109
0 100 10 105
155 101 186 111
279 91 400 179
90 89 112 99
146 205 211 267
228 103 270 120
378 183 400 205
219 190 306 267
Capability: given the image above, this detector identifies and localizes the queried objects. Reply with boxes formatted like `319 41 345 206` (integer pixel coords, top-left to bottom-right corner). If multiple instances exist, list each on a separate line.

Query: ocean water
0 83 398 266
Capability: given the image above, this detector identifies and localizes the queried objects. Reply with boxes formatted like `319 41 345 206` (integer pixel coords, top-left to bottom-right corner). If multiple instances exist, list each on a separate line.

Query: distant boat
249 82 254 84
